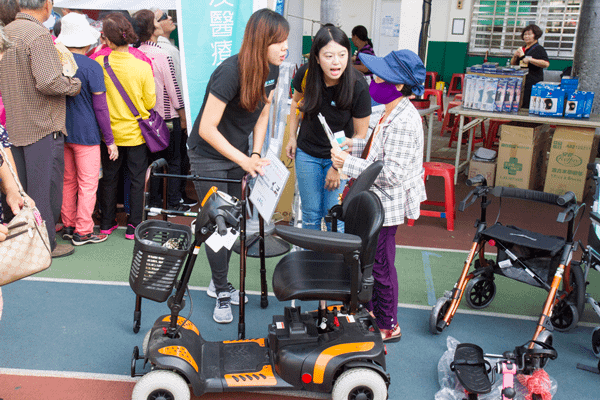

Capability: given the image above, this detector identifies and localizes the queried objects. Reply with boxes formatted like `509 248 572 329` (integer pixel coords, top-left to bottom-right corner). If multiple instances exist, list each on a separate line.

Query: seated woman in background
351 25 375 78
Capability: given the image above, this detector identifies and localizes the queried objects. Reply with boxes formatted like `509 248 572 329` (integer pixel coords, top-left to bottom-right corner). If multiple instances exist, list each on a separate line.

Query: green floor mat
44 234 600 322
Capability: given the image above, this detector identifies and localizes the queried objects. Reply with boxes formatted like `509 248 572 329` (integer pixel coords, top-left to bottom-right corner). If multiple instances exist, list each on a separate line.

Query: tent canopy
54 0 177 10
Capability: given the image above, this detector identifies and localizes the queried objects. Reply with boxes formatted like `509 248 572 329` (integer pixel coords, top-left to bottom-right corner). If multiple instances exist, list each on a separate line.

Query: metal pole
573 0 600 114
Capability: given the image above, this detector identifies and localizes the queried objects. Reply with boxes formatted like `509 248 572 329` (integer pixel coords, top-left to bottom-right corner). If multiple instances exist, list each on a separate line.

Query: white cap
56 13 100 48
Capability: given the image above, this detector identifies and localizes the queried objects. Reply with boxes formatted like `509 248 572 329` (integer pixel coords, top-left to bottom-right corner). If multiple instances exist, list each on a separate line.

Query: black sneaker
61 226 75 240
72 232 108 246
167 204 192 217
180 196 198 207
125 224 136 240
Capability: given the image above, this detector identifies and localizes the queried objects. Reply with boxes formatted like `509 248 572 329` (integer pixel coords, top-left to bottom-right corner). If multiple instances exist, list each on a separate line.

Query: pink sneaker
125 224 136 240
100 224 118 235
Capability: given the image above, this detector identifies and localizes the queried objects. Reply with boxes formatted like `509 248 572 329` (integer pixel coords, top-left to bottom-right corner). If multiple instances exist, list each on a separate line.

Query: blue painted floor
0 279 598 399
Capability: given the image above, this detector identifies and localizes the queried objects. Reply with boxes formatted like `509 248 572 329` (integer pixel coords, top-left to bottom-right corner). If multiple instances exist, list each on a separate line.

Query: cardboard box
275 115 296 222
468 158 496 185
496 123 550 190
544 126 600 201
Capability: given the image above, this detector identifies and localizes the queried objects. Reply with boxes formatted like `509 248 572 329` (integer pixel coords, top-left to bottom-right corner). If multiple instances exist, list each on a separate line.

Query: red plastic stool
423 89 444 121
407 162 456 231
440 100 461 136
448 116 486 150
448 73 465 96
484 119 510 149
425 72 438 90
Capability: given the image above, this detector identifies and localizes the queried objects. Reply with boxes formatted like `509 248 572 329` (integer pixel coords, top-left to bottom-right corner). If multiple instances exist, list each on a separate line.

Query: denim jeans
295 147 346 232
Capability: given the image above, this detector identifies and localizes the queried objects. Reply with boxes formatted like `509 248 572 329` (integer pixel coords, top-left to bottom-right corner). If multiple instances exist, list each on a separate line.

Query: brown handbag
0 146 52 286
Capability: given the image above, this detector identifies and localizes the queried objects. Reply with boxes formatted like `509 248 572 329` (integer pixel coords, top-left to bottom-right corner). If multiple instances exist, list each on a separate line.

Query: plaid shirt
343 97 426 227
0 13 81 147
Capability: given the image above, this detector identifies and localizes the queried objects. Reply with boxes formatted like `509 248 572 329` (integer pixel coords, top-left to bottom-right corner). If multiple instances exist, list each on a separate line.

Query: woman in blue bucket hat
331 49 427 342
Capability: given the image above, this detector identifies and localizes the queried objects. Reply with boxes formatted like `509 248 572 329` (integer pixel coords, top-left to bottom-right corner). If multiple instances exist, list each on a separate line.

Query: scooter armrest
275 225 362 254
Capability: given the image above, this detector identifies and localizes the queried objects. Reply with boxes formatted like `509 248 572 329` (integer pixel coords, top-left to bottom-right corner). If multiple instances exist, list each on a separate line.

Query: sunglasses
157 12 169 22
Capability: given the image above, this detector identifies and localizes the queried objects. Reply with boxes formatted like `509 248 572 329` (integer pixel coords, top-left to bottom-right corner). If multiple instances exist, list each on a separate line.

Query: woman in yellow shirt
95 12 156 239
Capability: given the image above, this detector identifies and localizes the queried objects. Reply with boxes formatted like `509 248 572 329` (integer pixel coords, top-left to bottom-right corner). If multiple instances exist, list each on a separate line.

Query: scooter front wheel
429 296 451 335
132 370 190 400
332 368 387 400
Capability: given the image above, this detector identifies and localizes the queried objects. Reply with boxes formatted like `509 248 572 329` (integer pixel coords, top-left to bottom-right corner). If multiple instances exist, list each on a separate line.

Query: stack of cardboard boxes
471 122 599 201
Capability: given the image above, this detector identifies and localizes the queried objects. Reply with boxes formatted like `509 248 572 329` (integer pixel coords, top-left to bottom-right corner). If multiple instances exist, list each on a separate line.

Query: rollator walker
430 174 585 348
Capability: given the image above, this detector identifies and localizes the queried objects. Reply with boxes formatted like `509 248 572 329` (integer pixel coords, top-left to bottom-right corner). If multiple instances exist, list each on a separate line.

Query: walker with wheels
128 162 392 400
429 174 586 349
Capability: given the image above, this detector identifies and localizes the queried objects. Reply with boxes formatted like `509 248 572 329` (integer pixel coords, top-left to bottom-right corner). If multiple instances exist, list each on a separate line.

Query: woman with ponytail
187 8 289 324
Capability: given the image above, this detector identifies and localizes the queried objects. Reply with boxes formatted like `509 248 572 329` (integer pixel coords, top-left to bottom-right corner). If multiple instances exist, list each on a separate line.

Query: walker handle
466 174 487 187
557 191 576 206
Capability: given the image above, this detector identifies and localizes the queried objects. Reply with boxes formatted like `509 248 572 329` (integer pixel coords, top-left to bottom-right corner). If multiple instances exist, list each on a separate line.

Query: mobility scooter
129 163 391 399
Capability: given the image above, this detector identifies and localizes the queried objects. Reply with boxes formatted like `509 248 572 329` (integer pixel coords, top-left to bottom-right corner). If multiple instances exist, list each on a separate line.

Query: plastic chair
407 162 456 231
440 100 462 136
425 72 438 90
448 73 465 96
448 116 486 151
423 89 444 122
484 119 510 149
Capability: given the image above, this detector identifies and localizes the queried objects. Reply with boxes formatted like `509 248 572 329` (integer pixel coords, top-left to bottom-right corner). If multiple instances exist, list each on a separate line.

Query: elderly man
0 0 82 258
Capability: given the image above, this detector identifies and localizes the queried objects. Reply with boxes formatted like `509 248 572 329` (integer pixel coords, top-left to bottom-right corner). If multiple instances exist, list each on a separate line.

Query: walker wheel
592 327 600 358
331 368 387 400
465 276 496 309
550 300 579 332
430 296 451 334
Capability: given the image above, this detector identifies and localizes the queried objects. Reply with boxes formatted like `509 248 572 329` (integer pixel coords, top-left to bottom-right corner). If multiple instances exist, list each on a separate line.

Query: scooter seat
450 343 492 395
273 251 352 302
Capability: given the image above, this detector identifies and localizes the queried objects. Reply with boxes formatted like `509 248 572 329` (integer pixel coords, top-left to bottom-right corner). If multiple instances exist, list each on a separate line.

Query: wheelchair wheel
592 327 600 358
430 296 451 334
550 300 579 332
465 276 496 309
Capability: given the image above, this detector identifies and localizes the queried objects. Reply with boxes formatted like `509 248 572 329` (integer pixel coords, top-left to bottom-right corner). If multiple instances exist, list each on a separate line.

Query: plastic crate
129 220 193 302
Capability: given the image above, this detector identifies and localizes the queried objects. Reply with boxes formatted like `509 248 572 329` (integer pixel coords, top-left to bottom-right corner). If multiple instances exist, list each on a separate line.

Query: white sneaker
213 292 233 324
207 280 248 305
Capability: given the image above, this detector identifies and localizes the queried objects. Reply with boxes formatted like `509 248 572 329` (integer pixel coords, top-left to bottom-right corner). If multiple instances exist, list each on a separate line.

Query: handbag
103 56 170 153
0 146 52 286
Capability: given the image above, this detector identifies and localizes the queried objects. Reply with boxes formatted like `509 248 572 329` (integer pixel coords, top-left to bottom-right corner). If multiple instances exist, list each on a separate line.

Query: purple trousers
367 225 399 330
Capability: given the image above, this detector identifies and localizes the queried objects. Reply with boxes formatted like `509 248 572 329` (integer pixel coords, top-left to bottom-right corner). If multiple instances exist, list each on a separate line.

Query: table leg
454 115 465 184
426 111 434 162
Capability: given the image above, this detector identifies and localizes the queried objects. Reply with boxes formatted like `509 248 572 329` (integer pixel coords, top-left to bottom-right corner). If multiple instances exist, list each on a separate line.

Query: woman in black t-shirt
510 24 550 108
285 26 371 233
187 9 289 324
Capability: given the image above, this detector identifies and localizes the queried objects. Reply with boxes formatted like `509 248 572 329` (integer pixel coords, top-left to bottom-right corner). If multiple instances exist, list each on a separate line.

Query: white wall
303 0 374 40
429 0 473 43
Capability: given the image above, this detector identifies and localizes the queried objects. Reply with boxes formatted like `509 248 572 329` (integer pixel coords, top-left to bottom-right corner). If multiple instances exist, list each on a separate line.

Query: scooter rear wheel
592 327 600 358
332 368 387 400
132 370 190 400
430 297 451 335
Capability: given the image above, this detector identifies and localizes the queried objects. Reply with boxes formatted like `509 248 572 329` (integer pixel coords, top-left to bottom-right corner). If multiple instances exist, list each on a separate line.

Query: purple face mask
369 79 403 105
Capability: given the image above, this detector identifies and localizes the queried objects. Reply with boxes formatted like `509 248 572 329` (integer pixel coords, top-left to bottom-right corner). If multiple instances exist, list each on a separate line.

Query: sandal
380 323 401 342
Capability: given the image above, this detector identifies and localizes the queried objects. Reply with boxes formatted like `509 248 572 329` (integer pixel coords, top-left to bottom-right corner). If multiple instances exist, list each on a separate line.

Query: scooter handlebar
215 215 228 236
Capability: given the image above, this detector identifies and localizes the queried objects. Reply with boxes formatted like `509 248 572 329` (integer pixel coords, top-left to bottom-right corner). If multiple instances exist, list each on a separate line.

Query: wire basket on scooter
129 220 193 302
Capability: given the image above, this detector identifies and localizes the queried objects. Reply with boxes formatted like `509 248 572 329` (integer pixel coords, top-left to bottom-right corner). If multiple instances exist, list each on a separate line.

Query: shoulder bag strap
103 55 142 119
0 145 27 205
